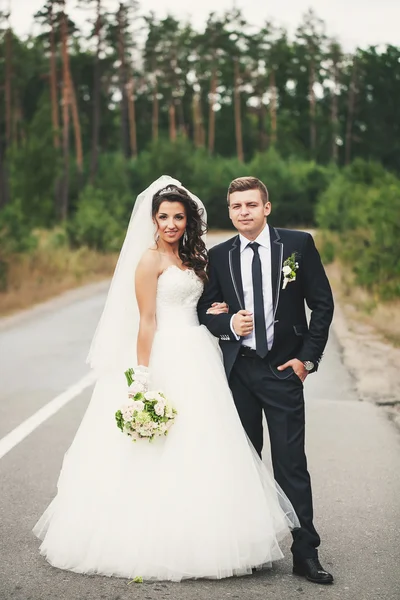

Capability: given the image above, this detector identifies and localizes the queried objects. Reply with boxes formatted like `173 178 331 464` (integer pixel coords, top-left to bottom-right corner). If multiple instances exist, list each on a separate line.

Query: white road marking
0 372 96 461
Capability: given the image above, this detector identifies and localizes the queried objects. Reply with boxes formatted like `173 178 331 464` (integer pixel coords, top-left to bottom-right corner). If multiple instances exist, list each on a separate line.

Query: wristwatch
302 360 315 371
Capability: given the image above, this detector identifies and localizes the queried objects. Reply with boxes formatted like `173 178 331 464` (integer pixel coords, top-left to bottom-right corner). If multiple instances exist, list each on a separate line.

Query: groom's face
228 189 271 239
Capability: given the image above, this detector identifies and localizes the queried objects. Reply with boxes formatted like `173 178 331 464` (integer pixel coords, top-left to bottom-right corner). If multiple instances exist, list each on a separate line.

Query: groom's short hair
227 177 269 205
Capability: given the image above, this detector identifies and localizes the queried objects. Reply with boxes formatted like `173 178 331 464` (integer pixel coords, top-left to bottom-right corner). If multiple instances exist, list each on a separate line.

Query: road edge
0 279 110 333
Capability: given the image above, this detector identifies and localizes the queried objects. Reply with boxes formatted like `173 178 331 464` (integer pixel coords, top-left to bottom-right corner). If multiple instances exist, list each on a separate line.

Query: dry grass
2 228 399 346
0 228 234 319
325 261 400 347
0 242 117 317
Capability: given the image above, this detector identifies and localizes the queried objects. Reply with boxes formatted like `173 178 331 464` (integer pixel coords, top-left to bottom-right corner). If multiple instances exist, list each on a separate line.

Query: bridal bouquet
115 368 177 442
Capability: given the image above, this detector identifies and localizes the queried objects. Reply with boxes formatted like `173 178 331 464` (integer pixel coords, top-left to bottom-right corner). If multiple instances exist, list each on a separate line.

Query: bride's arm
135 251 160 367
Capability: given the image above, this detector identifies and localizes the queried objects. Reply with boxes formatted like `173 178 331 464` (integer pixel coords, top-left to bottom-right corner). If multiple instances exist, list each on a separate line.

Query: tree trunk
60 83 70 221
120 95 130 157
0 144 10 208
49 1 60 149
309 57 317 156
198 94 205 147
152 80 159 142
208 66 217 154
259 102 268 151
169 103 176 142
13 93 24 146
126 78 137 157
90 0 101 180
117 4 130 158
176 98 186 137
192 94 199 147
233 57 244 162
269 70 277 145
69 79 83 173
193 92 205 147
345 59 358 165
5 26 12 147
60 6 83 176
124 5 137 157
331 61 339 163
60 6 70 220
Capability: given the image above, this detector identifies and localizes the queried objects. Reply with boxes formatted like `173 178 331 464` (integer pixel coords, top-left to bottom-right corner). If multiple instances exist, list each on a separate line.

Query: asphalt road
0 233 399 600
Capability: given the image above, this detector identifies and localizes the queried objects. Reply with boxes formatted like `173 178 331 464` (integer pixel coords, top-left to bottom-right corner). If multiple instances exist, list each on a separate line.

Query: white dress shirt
231 226 275 350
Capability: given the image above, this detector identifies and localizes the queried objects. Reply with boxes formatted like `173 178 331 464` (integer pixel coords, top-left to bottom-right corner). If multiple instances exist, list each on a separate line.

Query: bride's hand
134 365 150 390
206 302 229 315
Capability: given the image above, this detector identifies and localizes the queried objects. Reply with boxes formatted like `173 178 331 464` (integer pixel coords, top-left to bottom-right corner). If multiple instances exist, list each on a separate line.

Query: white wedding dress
33 265 298 581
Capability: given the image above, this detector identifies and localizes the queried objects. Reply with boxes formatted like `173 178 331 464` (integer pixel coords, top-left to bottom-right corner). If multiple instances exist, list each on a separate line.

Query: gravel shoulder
331 296 400 429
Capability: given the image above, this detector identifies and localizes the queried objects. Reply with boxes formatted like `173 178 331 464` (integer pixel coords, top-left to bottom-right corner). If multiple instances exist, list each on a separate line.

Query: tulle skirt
33 323 298 581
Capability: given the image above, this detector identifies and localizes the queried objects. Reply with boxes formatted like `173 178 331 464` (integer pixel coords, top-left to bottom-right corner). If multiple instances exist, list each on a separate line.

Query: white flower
158 423 167 435
144 390 164 403
154 400 166 416
282 274 296 289
139 424 153 437
165 405 175 419
128 381 145 397
122 406 134 421
132 400 145 413
282 265 292 276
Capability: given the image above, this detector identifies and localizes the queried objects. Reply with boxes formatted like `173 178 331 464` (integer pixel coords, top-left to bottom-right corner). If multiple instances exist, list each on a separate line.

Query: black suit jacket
197 225 334 380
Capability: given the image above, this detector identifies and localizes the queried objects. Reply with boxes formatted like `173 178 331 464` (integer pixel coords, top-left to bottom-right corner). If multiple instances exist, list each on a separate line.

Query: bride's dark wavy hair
152 185 208 282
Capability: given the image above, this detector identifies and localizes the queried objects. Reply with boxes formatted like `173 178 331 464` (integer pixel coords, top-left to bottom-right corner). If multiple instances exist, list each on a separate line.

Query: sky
7 0 400 51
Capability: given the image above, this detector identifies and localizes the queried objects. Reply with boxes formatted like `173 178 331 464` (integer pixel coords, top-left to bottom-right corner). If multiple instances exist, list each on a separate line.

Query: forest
0 1 399 303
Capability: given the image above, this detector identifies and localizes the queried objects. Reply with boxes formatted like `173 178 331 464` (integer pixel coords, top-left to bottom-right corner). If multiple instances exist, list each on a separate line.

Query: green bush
6 94 61 228
0 200 38 254
316 158 397 232
189 150 247 229
316 158 400 299
0 200 38 291
132 137 246 229
68 185 124 252
132 137 196 192
317 232 336 265
249 149 333 227
130 140 331 229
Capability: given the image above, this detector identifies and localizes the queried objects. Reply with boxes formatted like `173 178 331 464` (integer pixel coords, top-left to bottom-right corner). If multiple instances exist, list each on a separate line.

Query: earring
155 232 159 242
183 230 188 245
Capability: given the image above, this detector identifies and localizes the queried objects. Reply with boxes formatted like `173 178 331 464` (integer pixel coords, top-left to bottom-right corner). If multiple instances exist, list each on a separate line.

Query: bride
33 176 299 582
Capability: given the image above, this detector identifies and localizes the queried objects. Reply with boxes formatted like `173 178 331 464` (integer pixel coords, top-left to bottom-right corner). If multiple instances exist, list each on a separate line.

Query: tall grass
0 230 117 316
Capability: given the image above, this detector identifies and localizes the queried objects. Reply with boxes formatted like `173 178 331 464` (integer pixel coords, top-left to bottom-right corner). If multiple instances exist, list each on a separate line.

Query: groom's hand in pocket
278 358 307 382
232 310 254 337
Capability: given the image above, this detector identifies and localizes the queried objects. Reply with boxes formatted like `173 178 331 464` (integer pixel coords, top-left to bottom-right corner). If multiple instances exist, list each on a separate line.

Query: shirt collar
239 225 270 253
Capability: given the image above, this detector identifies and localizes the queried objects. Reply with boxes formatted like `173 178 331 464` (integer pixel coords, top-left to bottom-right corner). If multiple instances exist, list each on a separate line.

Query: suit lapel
228 236 245 310
269 225 283 317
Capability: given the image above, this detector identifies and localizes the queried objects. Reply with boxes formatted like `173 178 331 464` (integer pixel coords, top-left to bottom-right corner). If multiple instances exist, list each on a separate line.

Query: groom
198 177 334 584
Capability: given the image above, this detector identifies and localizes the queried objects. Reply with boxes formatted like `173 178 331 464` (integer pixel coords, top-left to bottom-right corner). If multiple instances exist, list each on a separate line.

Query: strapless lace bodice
156 265 203 329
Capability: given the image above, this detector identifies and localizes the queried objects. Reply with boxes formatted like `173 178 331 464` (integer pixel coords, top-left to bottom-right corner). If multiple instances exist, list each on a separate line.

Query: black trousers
229 353 320 560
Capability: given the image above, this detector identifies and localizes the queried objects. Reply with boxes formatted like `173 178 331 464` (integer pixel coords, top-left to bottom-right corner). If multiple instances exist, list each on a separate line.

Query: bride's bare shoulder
136 248 161 276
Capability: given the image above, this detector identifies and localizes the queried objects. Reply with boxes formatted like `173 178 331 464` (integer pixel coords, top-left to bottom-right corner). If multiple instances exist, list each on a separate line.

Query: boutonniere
282 252 299 289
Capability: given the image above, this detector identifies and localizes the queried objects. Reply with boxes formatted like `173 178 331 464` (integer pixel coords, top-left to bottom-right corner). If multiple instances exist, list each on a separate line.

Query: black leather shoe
293 558 334 584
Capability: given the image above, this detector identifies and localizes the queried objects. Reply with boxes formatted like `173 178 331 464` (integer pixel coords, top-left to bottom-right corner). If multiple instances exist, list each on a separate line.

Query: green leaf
124 368 135 387
128 576 143 584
